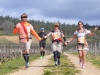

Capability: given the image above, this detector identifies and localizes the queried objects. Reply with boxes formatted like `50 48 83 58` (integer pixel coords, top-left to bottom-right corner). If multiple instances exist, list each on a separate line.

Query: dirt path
7 54 53 75
65 53 100 75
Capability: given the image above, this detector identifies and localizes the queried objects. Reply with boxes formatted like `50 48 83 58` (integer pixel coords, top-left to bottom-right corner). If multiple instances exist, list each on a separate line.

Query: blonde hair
54 23 60 27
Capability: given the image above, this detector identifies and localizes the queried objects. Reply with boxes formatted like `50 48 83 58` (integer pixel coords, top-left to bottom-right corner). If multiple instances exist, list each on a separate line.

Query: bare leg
78 50 82 66
82 50 86 68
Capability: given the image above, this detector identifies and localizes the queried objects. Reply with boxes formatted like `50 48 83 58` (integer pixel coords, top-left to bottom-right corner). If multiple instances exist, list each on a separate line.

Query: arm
64 35 77 47
38 33 40 37
67 30 78 43
88 26 98 36
30 25 41 41
60 33 68 46
31 29 41 41
13 23 19 34
13 27 18 34
66 35 77 43
44 32 51 38
61 32 66 42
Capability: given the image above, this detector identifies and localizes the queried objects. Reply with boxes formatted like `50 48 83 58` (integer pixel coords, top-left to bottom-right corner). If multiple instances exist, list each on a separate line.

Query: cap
20 13 28 18
41 28 44 30
54 23 59 27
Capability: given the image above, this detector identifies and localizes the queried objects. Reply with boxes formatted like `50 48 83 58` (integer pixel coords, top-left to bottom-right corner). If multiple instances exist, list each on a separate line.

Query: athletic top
38 32 46 42
74 29 91 44
15 22 33 42
47 30 64 41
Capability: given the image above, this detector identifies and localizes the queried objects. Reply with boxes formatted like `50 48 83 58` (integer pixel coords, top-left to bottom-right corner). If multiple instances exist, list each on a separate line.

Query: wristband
63 37 66 42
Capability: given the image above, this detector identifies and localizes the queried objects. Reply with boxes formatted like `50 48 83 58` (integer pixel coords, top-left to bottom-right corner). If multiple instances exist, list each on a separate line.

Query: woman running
65 21 98 68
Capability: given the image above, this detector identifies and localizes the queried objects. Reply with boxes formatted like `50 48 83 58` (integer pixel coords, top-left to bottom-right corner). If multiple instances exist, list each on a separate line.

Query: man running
38 28 46 59
13 13 41 68
44 23 66 67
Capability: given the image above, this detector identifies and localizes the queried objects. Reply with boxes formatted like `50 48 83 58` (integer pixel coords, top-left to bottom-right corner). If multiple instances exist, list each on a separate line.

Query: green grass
43 54 80 75
86 54 100 69
0 54 40 75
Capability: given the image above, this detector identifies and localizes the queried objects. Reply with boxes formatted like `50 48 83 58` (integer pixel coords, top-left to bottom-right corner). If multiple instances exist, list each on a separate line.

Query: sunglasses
54 26 59 27
21 16 27 18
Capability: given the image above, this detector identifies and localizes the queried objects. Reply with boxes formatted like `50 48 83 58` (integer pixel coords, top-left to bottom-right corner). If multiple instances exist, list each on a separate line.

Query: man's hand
39 38 42 41
40 36 47 41
44 36 47 39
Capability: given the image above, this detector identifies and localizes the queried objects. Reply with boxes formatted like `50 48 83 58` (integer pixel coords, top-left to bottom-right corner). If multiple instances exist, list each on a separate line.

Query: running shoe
25 62 29 68
82 65 85 69
54 61 58 68
40 56 42 59
54 64 58 68
55 61 58 65
79 60 82 66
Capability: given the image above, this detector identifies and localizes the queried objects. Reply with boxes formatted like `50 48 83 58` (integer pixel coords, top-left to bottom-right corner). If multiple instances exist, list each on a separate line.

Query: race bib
52 33 59 40
78 37 85 43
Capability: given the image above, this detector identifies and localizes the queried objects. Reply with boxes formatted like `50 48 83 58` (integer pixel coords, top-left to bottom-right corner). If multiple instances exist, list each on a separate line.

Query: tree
0 21 14 34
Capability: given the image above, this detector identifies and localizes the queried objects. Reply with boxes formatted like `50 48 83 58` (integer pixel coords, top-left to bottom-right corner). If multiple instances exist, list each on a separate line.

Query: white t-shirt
74 29 91 44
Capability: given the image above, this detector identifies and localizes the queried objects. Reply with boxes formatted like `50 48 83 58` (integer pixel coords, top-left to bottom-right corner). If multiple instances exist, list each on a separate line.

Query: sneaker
54 60 58 67
55 61 58 65
79 60 82 66
79 62 82 66
82 65 85 69
40 56 42 59
25 62 29 68
54 64 58 68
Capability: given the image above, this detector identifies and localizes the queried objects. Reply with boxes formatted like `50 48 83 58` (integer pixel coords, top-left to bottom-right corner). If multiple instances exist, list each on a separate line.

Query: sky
0 0 100 25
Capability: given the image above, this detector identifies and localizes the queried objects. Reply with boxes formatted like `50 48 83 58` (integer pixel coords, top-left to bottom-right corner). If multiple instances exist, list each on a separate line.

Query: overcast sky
0 0 100 25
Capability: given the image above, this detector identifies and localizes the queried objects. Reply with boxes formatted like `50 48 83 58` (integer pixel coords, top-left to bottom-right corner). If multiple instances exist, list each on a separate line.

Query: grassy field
43 54 80 75
0 54 40 75
0 35 99 44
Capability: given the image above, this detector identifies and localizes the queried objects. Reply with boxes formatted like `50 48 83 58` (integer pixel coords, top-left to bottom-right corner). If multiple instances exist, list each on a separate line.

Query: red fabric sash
20 22 29 41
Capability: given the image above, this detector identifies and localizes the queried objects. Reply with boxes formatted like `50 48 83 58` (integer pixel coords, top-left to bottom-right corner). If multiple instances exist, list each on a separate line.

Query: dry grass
0 36 16 45
0 35 77 46
0 36 52 45
2 36 19 44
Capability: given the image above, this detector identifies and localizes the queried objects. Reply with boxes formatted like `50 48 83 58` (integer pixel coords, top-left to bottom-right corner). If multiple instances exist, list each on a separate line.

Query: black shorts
39 42 46 48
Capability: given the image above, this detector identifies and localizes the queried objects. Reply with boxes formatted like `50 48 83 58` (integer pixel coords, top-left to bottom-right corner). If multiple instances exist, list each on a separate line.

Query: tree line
0 15 100 40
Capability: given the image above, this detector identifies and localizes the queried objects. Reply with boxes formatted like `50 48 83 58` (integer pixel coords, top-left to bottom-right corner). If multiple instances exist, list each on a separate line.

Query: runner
13 13 41 68
44 23 66 67
65 21 98 68
38 28 46 59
